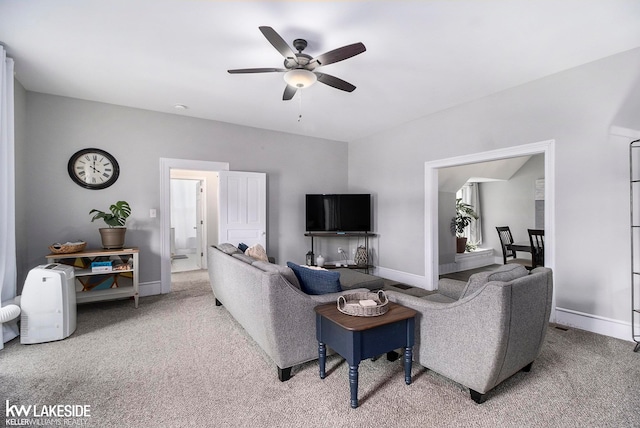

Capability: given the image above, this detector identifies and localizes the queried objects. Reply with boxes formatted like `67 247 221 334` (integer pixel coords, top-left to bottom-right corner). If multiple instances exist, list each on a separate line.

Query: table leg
404 347 412 385
318 342 326 379
349 364 359 408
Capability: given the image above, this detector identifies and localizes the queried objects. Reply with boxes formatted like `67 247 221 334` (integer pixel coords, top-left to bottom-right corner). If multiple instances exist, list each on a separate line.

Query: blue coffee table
314 301 416 408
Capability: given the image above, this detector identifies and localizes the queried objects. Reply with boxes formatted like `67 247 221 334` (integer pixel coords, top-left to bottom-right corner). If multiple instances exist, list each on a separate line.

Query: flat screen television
305 194 371 232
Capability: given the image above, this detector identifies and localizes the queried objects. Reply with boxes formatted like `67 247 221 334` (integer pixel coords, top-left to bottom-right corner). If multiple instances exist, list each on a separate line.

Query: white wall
348 48 640 331
20 93 349 286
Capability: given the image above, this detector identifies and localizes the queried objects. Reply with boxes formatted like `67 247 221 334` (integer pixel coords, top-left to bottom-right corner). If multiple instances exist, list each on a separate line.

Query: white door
218 171 267 248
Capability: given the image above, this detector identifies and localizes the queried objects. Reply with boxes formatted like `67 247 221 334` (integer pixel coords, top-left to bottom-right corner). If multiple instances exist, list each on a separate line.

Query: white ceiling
1 0 639 142
439 156 533 192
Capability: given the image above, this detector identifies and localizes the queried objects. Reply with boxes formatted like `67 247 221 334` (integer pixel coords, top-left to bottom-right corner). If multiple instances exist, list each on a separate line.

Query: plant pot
98 227 127 249
456 237 467 254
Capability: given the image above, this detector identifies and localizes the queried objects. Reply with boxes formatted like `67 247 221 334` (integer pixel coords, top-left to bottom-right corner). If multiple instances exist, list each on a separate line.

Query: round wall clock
67 148 120 190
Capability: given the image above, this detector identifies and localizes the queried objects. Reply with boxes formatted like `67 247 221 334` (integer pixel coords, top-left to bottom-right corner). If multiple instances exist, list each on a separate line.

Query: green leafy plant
450 198 479 237
90 201 131 228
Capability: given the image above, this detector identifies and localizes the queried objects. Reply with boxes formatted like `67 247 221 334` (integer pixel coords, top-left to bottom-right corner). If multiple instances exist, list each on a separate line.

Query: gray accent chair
385 264 553 403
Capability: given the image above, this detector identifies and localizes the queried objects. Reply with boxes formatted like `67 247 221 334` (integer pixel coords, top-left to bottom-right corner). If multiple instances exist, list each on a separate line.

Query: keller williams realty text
5 401 91 418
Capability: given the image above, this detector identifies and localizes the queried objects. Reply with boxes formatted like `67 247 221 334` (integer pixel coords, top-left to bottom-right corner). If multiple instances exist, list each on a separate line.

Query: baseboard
439 249 495 275
375 269 637 343
373 266 430 290
555 307 636 344
139 280 163 297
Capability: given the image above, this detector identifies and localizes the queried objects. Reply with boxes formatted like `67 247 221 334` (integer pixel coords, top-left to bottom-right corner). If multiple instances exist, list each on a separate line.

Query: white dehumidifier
20 263 77 344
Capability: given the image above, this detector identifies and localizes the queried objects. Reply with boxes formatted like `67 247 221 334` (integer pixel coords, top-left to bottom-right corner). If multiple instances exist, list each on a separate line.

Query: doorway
160 159 230 294
170 177 204 273
424 139 556 319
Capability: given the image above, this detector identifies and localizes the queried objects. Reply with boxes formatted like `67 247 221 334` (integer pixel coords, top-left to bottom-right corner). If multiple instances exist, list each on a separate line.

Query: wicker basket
48 241 87 254
337 290 389 317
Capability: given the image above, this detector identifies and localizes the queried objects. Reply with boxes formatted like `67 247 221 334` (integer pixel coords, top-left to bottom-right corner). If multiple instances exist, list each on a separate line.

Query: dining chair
496 226 532 268
528 229 545 268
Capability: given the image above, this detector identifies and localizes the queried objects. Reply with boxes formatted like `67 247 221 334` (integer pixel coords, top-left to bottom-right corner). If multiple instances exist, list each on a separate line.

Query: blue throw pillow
286 262 342 295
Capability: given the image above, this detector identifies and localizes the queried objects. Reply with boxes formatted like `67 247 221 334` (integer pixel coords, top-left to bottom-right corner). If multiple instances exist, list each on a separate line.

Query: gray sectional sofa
207 244 383 381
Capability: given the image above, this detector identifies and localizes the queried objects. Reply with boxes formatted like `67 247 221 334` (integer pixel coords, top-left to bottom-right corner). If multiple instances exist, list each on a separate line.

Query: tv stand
304 232 376 272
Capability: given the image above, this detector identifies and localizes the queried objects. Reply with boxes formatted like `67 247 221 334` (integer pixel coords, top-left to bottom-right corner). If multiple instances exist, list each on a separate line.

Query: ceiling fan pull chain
298 90 303 122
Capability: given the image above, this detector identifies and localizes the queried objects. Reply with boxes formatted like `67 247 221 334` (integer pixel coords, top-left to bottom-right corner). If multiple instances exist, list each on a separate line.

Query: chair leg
386 351 400 361
470 389 487 404
215 298 222 306
278 366 292 382
522 362 534 372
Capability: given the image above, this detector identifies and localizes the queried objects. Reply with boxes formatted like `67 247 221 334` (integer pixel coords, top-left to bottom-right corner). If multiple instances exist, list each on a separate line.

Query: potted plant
450 198 479 253
90 201 131 249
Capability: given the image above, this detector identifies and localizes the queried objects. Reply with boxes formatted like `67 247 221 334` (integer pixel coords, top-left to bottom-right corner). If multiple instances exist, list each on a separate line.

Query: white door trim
160 158 229 294
424 140 556 320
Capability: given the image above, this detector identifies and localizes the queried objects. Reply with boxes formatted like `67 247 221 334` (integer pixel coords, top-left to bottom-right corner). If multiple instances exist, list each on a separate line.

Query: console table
314 302 416 408
305 232 375 272
46 248 139 308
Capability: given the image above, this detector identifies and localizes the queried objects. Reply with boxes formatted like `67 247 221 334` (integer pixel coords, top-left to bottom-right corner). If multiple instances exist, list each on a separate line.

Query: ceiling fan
228 26 366 101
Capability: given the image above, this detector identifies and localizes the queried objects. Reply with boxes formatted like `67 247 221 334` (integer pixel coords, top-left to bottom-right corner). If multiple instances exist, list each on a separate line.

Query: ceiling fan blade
283 85 297 101
312 42 366 67
315 73 356 92
259 26 296 60
228 67 286 74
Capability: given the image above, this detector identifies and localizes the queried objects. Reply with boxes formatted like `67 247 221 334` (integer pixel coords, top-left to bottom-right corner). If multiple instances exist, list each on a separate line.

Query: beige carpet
1 269 639 427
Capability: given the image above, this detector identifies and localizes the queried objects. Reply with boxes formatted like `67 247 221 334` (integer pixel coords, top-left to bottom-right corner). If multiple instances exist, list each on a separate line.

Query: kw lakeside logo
5 400 91 426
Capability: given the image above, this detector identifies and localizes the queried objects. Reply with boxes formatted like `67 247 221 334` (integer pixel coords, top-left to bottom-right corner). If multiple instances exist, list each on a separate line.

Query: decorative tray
337 290 389 317
48 241 87 254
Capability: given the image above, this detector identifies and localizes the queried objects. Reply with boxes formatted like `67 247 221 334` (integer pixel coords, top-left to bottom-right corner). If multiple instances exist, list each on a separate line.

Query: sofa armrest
385 286 511 394
436 278 467 300
262 281 373 369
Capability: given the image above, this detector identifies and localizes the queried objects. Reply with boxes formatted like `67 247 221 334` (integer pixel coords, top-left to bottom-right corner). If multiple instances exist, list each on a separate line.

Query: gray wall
438 191 456 264
480 154 545 259
436 155 543 267
348 47 640 323
20 93 349 286
14 48 640 333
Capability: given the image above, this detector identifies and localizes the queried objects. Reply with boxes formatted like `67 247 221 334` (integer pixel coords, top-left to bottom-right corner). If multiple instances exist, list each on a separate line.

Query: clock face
68 148 120 190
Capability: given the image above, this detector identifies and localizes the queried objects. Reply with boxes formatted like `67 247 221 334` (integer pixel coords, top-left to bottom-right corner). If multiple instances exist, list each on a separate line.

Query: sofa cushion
286 262 342 295
245 243 269 262
216 243 241 255
337 268 384 291
252 261 301 290
460 264 529 299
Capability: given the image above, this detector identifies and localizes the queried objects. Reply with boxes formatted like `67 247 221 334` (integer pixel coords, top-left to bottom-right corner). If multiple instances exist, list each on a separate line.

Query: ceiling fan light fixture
283 69 317 88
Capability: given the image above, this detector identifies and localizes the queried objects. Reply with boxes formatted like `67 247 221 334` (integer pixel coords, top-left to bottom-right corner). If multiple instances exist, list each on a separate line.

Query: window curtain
458 182 483 246
0 45 18 346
